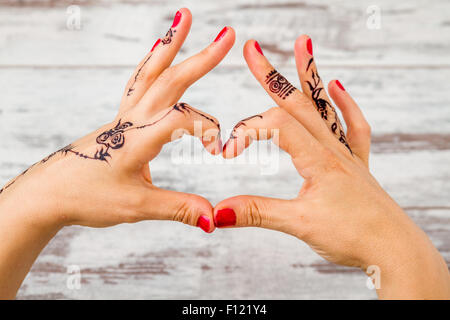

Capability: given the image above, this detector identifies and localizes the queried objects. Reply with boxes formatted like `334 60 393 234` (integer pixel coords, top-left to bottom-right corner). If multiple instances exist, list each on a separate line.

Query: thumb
214 195 299 234
136 186 215 233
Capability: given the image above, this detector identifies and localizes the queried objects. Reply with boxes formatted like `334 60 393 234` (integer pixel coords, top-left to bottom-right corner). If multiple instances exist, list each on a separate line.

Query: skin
0 8 236 299
217 36 450 299
0 9 448 299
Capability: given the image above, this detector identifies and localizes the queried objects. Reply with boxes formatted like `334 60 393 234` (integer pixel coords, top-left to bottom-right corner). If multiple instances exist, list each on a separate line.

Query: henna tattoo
0 103 219 194
229 115 263 139
127 54 152 96
127 28 176 97
71 103 219 163
161 28 176 45
305 58 352 153
265 69 296 99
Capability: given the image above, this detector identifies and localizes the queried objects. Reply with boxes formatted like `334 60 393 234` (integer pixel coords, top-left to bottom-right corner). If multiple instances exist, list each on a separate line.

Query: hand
1 8 236 231
215 36 450 299
0 8 235 298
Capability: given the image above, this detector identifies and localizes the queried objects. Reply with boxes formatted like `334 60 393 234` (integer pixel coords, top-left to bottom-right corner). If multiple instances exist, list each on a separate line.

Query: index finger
137 26 236 115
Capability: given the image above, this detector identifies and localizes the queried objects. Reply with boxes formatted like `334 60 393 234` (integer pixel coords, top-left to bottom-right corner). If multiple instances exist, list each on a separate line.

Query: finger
294 35 352 154
137 26 235 114
133 186 215 233
127 102 222 165
223 107 327 179
328 80 371 165
243 40 337 149
119 8 192 114
214 195 307 238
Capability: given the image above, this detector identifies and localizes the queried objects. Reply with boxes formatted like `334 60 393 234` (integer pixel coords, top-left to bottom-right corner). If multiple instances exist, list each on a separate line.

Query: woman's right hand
215 36 450 299
0 8 236 232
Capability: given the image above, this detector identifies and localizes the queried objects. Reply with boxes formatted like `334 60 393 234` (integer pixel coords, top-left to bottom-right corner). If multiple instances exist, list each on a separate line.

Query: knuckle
352 121 371 136
172 196 197 226
159 67 186 88
267 107 290 130
242 198 263 227
319 149 345 173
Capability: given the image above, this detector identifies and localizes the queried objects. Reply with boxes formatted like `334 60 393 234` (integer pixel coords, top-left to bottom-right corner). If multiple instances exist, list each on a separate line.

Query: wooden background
0 0 449 299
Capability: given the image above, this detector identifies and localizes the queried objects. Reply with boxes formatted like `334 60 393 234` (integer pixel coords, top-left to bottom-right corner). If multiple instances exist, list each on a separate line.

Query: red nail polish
214 27 228 42
151 38 161 52
307 38 313 55
171 10 181 28
215 208 236 228
197 215 211 233
254 41 264 55
336 80 345 91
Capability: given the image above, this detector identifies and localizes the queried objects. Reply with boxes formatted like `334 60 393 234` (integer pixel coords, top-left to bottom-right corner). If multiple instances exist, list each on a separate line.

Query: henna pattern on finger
126 27 176 97
60 103 218 163
161 28 176 45
229 115 263 139
265 69 296 99
0 103 219 194
127 54 153 96
305 58 352 153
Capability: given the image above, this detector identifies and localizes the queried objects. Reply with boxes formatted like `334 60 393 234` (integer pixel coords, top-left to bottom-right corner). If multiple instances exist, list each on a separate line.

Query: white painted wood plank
0 0 449 66
0 0 448 300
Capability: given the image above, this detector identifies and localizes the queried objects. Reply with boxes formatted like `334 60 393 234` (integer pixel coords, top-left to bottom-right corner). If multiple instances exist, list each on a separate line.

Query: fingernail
197 215 211 233
215 208 236 228
307 38 313 55
151 38 161 52
336 80 345 91
214 27 228 42
171 10 182 28
254 41 264 55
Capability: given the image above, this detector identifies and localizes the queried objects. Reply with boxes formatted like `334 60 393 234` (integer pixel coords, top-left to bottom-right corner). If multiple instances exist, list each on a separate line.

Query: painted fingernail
214 27 228 42
171 10 182 28
151 38 161 52
336 80 345 91
215 208 236 228
307 38 313 55
197 215 211 233
255 41 264 55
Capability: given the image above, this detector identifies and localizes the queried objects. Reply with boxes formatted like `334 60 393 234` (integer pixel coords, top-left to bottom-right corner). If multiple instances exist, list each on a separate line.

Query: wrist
0 179 65 232
361 207 450 299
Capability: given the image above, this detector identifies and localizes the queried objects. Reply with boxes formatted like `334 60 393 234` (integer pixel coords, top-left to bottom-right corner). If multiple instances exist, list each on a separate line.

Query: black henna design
127 54 152 96
305 58 352 153
229 115 263 139
265 69 296 100
161 28 176 45
127 28 176 96
0 103 219 194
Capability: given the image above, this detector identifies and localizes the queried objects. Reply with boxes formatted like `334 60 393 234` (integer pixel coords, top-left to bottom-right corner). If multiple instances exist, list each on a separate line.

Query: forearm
368 214 450 299
0 190 61 299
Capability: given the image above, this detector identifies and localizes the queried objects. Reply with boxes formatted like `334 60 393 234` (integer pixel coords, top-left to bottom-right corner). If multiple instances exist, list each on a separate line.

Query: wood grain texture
0 0 448 299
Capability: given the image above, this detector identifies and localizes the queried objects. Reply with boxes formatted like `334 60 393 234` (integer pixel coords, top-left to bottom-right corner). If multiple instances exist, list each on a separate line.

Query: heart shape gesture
0 8 448 300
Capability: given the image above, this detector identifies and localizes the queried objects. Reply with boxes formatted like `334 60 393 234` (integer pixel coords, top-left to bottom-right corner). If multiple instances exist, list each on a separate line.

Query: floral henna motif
305 58 352 153
265 70 296 100
0 103 219 194
65 103 218 163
